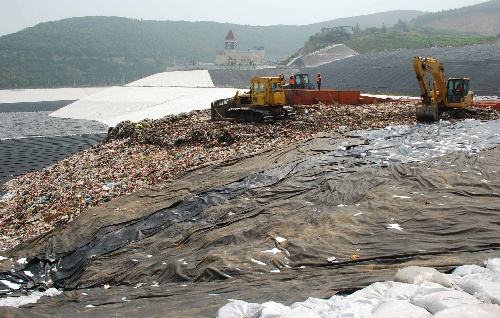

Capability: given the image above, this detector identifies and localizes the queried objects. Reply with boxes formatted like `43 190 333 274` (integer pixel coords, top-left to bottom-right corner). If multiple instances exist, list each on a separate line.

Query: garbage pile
0 102 498 251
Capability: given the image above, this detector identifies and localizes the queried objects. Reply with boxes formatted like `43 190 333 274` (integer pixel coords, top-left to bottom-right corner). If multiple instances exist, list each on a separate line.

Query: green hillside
345 26 496 53
0 12 423 88
413 0 500 35
297 19 496 56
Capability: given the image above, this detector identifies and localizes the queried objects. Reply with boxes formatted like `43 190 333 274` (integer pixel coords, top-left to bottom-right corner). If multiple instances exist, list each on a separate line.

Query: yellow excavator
413 56 474 122
211 77 295 122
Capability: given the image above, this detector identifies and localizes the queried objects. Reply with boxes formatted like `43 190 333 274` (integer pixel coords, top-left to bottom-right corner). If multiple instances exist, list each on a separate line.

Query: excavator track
283 106 296 119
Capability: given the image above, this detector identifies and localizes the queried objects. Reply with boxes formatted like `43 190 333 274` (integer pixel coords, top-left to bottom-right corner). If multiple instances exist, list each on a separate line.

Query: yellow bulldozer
211 77 296 122
413 56 474 122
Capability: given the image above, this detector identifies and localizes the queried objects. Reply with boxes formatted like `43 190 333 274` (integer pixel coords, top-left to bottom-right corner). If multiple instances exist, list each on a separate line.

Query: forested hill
413 0 500 35
0 12 423 88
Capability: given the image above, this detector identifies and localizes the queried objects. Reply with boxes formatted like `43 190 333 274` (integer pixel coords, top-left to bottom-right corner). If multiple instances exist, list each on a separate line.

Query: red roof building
224 30 237 51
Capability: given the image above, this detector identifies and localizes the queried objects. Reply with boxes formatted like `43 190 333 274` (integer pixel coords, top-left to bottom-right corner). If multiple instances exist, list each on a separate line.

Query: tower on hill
224 30 237 51
215 30 265 67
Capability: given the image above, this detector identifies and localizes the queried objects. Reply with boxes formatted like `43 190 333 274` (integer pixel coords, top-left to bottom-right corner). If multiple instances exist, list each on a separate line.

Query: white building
215 30 265 66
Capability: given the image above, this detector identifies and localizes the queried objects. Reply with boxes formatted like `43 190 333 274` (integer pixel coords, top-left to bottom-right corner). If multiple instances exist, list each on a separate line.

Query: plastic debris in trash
261 248 282 255
387 223 404 231
251 259 267 266
327 256 338 264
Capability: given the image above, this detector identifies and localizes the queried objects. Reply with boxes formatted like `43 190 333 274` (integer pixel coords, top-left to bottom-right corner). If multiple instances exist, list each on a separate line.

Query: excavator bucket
416 104 439 123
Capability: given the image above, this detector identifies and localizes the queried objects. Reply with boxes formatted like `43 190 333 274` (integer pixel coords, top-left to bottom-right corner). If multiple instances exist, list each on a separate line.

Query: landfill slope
309 43 500 96
288 44 359 68
1 119 499 317
209 68 297 89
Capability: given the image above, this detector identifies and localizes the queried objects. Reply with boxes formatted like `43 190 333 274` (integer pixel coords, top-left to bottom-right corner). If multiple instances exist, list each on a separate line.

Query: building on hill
215 30 265 66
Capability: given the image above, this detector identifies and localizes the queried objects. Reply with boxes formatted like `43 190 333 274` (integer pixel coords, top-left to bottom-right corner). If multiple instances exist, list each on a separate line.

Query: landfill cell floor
1 119 499 317
0 100 76 113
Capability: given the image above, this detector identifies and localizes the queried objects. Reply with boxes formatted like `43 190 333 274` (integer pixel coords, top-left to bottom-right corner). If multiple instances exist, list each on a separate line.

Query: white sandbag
290 297 338 316
410 289 481 314
432 304 500 318
260 301 291 318
282 306 321 318
217 300 262 318
371 300 431 318
394 266 453 287
347 281 394 300
456 278 500 305
333 282 398 317
452 264 488 277
383 282 421 300
485 258 500 274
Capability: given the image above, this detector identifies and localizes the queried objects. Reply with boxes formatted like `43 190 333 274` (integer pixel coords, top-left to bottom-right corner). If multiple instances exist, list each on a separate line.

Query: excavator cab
447 78 470 105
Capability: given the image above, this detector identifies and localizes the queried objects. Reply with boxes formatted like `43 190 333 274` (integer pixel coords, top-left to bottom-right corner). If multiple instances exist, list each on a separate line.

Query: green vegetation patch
346 27 496 54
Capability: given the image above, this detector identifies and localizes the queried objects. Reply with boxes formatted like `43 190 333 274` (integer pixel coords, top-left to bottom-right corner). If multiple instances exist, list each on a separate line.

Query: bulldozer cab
447 78 470 104
250 77 286 107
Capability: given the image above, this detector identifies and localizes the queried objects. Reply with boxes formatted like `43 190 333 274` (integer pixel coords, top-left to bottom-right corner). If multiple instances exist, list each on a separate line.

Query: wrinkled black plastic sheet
1 120 499 317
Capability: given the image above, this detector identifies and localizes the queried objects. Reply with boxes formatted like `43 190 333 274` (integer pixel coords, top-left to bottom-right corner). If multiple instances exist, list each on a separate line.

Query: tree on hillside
353 23 362 35
394 19 410 33
381 23 387 33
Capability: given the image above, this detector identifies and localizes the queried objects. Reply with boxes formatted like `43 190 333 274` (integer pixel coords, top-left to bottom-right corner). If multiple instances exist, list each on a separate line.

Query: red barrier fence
285 89 361 106
474 100 500 110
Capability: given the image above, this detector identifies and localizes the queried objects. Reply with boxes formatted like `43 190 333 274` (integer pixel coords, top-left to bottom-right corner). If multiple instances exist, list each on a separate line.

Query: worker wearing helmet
290 74 296 89
455 82 464 96
316 73 322 91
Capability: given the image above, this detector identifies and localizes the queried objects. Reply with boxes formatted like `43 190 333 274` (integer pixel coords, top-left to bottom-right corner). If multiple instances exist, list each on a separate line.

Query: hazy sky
0 0 489 35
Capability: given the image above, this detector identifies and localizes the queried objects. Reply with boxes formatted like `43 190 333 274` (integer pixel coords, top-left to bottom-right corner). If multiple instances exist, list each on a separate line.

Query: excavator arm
412 56 447 106
412 56 448 122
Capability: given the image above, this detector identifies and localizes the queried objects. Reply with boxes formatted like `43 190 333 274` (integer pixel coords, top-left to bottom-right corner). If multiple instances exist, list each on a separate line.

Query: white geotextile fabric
0 87 106 103
217 258 500 318
126 70 215 88
50 86 239 126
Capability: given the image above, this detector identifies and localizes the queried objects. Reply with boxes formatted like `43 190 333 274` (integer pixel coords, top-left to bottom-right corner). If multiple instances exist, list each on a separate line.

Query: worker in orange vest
316 73 322 91
289 74 296 89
